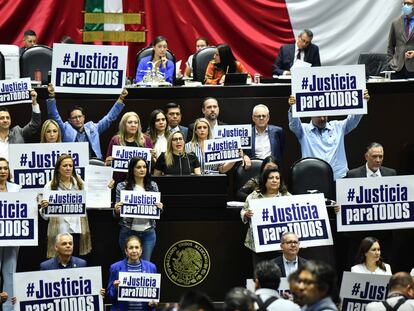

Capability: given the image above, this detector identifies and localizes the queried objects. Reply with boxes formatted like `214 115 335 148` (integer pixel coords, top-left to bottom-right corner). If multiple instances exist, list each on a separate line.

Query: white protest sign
340 272 390 311
291 65 367 117
0 192 38 246
336 175 414 232
9 142 89 191
118 272 161 302
111 145 152 173
204 137 242 165
246 277 290 296
0 78 31 106
214 125 252 149
51 43 127 94
120 190 161 219
13 267 104 311
43 190 86 217
250 193 333 252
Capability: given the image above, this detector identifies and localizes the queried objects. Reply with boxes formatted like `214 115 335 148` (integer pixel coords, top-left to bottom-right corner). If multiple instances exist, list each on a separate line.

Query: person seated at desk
135 35 174 84
154 131 201 176
184 37 209 78
272 29 321 76
204 44 248 85
185 118 238 174
241 168 290 267
351 236 392 275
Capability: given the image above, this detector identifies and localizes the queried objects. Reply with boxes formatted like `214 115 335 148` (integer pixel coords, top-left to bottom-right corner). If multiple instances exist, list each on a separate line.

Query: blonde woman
185 118 238 174
154 131 201 176
40 119 61 143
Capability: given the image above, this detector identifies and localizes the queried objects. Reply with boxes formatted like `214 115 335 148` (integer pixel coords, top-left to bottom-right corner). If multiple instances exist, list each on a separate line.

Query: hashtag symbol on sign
63 53 71 65
347 188 355 202
351 283 361 296
123 276 127 284
116 149 121 157
20 153 28 166
262 208 269 221
26 283 35 297
301 77 309 90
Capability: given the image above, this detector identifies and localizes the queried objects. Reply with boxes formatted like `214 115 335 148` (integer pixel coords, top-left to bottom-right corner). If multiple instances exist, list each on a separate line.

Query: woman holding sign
107 235 157 311
351 236 392 275
114 157 163 261
241 168 290 265
185 118 238 174
39 154 91 258
154 131 201 176
0 158 21 311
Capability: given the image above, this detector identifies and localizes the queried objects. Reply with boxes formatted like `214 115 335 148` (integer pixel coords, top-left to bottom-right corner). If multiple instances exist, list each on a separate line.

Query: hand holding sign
30 89 37 105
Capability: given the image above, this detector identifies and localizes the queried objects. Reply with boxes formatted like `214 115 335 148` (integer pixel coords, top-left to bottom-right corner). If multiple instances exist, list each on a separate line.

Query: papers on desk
175 59 182 78
291 59 311 69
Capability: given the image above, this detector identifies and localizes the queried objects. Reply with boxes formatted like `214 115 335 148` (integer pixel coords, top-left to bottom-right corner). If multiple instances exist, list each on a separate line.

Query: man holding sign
0 89 41 160
46 84 126 159
288 90 370 180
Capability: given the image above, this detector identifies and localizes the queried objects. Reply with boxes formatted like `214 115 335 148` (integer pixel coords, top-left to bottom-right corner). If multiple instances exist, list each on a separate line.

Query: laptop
223 73 248 85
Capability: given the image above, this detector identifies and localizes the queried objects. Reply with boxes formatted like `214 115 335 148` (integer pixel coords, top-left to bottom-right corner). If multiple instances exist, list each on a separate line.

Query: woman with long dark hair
146 109 169 161
114 157 163 261
135 35 174 84
205 43 248 85
351 236 392 274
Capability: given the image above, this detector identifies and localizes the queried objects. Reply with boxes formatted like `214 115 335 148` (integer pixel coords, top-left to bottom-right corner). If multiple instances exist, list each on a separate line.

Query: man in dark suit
273 232 307 277
165 102 189 140
346 142 396 177
40 233 86 270
272 29 321 76
245 104 284 163
387 0 414 79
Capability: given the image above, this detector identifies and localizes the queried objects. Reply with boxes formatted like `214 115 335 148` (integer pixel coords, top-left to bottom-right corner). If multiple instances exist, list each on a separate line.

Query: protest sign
0 78 31 106
118 272 161 302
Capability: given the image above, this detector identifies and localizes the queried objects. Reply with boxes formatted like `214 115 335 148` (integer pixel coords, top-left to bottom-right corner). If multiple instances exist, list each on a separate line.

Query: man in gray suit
387 0 414 78
273 232 307 278
346 142 396 178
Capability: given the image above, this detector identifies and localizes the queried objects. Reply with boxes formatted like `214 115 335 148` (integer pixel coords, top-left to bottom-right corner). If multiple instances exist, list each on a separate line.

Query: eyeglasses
172 137 184 142
297 278 317 286
70 115 84 120
282 241 299 245
253 114 268 119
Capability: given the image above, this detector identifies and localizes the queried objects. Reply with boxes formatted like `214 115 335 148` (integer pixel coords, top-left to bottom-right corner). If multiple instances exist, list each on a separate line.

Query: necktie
296 49 301 60
371 172 378 177
406 18 411 38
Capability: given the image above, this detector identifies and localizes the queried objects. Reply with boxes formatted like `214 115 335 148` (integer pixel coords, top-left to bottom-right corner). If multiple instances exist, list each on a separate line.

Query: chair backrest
357 53 389 77
0 52 5 80
289 157 335 200
192 46 216 83
89 158 105 166
135 47 176 84
234 159 263 201
20 45 52 85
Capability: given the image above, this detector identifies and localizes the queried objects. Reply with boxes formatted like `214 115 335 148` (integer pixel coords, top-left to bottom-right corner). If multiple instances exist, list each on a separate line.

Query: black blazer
272 43 321 76
273 255 307 277
346 165 396 178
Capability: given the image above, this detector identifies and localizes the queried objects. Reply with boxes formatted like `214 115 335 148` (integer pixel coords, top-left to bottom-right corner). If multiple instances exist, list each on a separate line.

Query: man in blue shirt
288 90 370 180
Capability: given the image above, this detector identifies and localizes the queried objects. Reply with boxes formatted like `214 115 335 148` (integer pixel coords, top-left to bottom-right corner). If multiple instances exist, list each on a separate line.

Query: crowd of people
2 2 414 310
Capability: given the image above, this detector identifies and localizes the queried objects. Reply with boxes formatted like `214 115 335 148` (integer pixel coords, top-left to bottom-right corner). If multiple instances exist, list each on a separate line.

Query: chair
357 53 389 77
20 45 52 85
0 52 5 80
192 46 216 83
89 158 105 166
135 47 176 84
233 159 263 201
289 157 335 201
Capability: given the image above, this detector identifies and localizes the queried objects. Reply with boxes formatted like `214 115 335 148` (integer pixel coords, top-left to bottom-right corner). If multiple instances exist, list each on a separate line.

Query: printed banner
13 267 104 311
250 193 333 253
213 125 252 149
336 175 414 232
120 191 161 219
340 272 390 311
43 190 86 216
111 145 152 173
118 272 161 302
0 192 38 246
0 78 32 106
51 43 128 94
204 137 242 165
291 65 367 117
9 142 89 190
